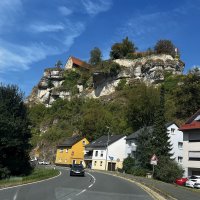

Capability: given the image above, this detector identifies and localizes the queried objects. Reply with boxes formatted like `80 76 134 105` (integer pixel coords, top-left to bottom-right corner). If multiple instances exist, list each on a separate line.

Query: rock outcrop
27 54 184 106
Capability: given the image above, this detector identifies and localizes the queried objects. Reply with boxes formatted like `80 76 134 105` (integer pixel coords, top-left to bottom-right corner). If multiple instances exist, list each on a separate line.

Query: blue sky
0 0 200 96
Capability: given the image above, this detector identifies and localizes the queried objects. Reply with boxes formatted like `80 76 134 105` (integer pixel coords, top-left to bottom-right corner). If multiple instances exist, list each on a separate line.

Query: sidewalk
95 170 200 200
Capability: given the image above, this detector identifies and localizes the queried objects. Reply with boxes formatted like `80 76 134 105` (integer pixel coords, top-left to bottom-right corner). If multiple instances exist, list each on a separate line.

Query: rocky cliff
27 54 184 106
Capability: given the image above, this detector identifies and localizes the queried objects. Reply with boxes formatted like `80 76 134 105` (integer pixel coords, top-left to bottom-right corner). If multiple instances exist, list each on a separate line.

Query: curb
0 170 61 191
89 170 177 200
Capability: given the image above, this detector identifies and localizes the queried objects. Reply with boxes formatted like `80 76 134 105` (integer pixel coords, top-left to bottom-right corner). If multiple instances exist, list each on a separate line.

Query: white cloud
0 20 85 72
81 0 112 16
0 42 59 73
58 6 73 16
30 23 65 33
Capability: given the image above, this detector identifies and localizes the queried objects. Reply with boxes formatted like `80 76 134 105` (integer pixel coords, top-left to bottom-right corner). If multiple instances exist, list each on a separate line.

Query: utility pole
105 126 110 171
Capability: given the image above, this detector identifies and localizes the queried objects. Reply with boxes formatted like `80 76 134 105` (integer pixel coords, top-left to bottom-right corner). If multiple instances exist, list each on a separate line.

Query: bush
154 157 184 183
0 166 10 179
154 40 176 57
116 79 127 91
130 167 148 177
123 156 135 173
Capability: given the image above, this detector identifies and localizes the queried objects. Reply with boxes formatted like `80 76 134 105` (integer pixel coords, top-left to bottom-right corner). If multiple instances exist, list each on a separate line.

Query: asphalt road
0 167 153 200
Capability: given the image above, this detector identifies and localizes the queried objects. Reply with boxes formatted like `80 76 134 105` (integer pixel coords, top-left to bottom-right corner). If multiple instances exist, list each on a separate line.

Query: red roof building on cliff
64 56 90 70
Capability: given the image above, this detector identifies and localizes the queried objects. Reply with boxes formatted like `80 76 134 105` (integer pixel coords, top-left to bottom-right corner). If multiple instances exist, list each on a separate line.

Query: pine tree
151 85 172 158
136 126 154 169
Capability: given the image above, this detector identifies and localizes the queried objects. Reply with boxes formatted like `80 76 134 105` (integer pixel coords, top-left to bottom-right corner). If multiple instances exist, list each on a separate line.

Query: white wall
167 124 183 164
107 136 127 163
91 136 127 170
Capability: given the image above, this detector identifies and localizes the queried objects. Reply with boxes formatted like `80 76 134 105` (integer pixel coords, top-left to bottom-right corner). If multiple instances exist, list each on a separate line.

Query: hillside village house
179 110 200 176
126 122 183 164
84 135 126 171
64 56 90 71
55 135 89 167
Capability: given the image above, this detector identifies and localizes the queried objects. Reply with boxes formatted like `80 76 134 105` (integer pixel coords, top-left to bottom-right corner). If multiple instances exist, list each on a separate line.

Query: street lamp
105 126 110 171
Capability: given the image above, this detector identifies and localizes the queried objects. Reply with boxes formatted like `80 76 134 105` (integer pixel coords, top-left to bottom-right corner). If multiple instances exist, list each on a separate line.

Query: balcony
84 155 92 160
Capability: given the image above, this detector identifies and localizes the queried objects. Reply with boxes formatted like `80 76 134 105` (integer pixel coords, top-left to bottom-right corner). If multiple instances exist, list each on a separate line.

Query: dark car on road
70 164 85 177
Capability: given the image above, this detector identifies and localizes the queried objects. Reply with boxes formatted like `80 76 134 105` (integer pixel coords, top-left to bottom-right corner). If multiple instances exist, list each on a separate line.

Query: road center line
75 189 86 196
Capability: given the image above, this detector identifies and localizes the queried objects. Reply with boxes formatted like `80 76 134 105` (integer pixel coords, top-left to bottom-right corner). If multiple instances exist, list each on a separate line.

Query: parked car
70 164 85 177
185 175 200 188
194 179 200 189
175 177 188 186
38 161 50 165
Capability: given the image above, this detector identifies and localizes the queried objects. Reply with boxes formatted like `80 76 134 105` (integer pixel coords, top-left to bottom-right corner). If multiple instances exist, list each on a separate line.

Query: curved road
0 167 153 200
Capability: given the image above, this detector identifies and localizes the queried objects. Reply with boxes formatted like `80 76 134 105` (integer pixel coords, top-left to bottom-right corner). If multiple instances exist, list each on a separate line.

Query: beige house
84 135 126 171
180 109 200 176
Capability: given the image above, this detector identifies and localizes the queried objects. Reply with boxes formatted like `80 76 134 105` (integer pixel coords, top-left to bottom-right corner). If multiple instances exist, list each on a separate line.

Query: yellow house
55 135 89 166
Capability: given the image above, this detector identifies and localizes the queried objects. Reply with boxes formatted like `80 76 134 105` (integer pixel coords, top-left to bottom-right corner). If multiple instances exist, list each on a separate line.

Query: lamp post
105 126 110 171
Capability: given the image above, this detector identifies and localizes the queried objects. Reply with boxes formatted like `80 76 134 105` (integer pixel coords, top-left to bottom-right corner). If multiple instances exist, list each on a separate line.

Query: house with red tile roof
64 56 90 70
179 109 200 176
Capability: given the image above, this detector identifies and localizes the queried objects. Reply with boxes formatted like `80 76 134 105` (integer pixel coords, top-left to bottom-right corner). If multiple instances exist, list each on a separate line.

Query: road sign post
150 154 158 177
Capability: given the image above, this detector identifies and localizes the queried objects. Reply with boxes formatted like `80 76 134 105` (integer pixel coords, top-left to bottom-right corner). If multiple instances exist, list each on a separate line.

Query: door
108 162 116 171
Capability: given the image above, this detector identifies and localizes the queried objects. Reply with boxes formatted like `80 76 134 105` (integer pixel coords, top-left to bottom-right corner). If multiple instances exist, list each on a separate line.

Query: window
82 140 86 146
73 160 76 164
171 128 175 134
178 142 183 149
100 151 104 157
66 149 68 153
80 161 83 165
94 161 97 166
95 151 98 157
178 156 183 163
100 161 103 166
59 148 63 153
189 151 200 161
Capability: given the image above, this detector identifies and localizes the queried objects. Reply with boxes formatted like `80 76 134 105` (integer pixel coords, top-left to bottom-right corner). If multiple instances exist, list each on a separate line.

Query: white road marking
0 171 62 191
86 172 96 189
75 189 86 196
13 191 18 200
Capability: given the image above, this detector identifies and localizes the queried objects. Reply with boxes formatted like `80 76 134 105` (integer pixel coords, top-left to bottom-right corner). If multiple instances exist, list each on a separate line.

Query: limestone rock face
27 54 184 106
88 54 184 98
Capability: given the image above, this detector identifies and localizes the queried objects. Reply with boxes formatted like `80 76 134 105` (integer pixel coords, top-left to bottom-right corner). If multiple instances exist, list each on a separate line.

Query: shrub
116 79 127 91
130 167 148 177
154 157 184 183
123 156 135 173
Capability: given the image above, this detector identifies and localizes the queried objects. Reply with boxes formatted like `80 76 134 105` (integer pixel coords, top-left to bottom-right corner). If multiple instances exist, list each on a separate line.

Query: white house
125 122 183 165
179 110 200 176
84 135 126 171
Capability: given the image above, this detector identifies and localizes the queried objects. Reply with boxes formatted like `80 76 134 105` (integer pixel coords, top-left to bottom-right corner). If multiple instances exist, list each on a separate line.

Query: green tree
174 73 200 120
55 60 63 68
154 40 177 57
89 47 102 66
110 37 137 59
136 127 154 169
127 83 159 130
123 156 135 173
0 84 31 178
151 86 172 158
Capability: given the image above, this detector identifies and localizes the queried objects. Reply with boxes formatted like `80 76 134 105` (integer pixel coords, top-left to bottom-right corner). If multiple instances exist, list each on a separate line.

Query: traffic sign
150 154 158 165
109 156 114 161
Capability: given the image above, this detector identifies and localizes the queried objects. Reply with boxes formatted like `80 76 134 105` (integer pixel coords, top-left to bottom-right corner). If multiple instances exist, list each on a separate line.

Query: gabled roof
57 135 82 148
70 56 90 70
126 126 153 140
165 122 179 128
126 122 177 140
85 135 125 149
179 109 200 131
